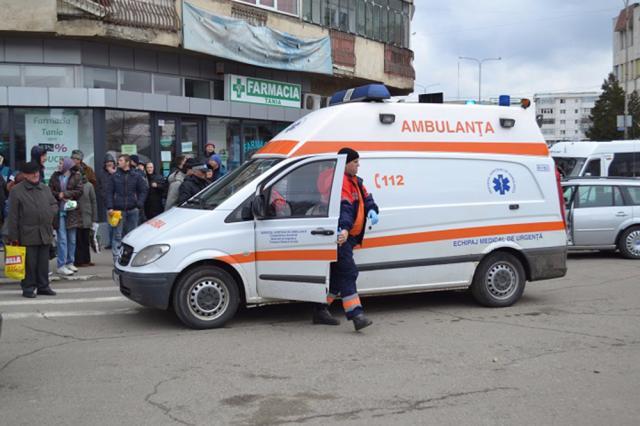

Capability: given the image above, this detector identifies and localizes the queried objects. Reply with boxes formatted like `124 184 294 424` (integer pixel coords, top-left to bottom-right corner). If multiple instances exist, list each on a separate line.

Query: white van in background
550 140 640 178
114 85 568 329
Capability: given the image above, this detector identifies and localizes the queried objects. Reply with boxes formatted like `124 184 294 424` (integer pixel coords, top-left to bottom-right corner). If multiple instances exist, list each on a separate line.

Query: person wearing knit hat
49 157 84 276
312 147 379 331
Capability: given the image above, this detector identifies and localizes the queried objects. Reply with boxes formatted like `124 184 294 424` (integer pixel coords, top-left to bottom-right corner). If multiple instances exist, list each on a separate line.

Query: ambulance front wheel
471 252 526 307
173 266 240 329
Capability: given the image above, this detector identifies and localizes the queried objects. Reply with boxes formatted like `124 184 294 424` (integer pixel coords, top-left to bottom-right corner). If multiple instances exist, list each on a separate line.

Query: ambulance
114 84 568 329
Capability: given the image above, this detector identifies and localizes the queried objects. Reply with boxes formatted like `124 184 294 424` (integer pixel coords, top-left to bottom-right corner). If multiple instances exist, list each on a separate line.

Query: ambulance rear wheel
471 252 525 307
173 266 240 329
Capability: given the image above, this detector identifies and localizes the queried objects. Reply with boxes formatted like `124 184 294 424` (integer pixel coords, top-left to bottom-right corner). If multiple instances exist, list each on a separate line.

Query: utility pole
459 56 502 104
623 0 631 140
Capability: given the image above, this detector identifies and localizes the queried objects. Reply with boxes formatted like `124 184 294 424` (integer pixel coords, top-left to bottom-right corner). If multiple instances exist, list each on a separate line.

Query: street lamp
459 56 502 104
414 83 440 94
622 0 630 139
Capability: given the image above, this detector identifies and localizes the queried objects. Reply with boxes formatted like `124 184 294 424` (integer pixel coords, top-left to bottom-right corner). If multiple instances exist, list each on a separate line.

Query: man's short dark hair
119 154 130 163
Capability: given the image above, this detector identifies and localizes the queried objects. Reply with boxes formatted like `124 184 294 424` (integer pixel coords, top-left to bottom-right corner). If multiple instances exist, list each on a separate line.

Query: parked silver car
562 178 640 258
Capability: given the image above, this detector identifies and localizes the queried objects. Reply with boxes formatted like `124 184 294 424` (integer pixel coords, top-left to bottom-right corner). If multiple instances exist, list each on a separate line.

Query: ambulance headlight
131 244 170 267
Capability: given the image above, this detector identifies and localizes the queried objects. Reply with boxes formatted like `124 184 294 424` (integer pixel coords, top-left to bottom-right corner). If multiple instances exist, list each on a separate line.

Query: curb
0 274 112 285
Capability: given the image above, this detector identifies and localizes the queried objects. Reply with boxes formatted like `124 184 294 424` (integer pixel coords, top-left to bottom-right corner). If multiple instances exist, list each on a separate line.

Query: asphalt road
1 252 639 425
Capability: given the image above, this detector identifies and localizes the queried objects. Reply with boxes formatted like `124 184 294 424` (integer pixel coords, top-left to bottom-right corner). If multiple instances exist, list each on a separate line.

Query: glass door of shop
155 115 204 177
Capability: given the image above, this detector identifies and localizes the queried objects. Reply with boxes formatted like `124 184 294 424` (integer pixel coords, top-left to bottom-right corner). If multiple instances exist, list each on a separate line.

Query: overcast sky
409 0 622 101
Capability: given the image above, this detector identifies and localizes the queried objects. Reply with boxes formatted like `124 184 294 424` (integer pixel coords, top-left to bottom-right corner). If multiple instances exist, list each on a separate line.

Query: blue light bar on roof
329 84 391 106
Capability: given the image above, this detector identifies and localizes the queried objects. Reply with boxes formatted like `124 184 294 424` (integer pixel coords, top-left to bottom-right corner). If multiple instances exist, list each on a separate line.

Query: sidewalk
0 248 115 285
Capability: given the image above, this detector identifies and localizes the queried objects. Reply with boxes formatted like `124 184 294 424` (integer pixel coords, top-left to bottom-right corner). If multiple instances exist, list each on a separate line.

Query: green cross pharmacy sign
229 74 301 109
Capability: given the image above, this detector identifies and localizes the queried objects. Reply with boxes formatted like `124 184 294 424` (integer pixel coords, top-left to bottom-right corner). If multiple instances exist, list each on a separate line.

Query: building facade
614 3 640 95
0 0 415 186
534 92 599 144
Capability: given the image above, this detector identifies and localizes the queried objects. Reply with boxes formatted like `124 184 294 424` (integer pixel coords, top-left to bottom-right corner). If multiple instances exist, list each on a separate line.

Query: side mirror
251 194 266 219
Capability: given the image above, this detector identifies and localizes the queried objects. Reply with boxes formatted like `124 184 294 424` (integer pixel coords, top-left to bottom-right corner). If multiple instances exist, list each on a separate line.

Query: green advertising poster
25 113 78 182
229 74 301 108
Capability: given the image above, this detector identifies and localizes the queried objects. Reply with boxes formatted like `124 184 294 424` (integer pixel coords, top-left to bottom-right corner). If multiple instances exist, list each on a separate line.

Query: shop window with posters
14 109 94 183
105 110 152 164
207 118 242 172
242 121 289 160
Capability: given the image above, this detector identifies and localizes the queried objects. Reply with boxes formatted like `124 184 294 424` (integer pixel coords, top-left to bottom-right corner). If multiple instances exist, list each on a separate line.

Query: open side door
254 154 346 303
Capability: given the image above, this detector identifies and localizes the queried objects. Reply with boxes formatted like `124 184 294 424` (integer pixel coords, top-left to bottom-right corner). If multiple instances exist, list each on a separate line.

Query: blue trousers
324 237 363 319
57 214 77 269
112 208 139 262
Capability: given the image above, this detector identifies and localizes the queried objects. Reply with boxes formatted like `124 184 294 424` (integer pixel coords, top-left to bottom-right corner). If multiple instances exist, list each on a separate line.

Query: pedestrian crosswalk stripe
0 286 118 295
0 296 127 306
2 308 140 319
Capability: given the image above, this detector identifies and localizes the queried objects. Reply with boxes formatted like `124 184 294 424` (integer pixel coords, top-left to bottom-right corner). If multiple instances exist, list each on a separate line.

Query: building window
0 64 21 86
120 70 152 93
560 130 566 135
574 109 579 113
185 78 210 99
213 79 225 100
0 109 9 170
560 109 566 114
105 110 152 164
84 67 117 90
560 120 566 125
560 99 566 104
303 0 412 48
154 74 182 96
13 108 94 181
235 0 299 16
540 108 553 114
24 66 74 88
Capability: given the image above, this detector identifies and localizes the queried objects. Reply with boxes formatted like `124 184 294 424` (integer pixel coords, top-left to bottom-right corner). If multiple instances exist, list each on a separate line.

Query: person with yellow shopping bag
7 162 58 298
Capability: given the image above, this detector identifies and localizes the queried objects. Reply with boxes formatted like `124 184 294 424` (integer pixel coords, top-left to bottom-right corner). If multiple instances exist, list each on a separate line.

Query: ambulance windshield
182 158 282 210
554 157 586 178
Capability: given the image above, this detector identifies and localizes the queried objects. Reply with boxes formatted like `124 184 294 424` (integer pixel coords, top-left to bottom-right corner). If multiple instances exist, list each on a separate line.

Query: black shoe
37 288 57 296
22 292 36 298
312 307 340 326
352 314 372 331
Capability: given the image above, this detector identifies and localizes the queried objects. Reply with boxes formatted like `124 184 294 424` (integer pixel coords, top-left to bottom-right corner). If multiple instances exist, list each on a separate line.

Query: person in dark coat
176 163 209 206
7 162 59 298
49 158 84 276
30 146 48 183
96 153 116 248
105 154 148 262
144 162 166 219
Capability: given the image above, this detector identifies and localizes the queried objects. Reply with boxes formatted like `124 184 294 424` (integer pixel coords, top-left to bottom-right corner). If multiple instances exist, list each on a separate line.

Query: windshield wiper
183 197 205 209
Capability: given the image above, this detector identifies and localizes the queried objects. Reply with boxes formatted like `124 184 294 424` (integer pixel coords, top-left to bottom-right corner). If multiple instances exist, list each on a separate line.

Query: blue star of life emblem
492 174 511 195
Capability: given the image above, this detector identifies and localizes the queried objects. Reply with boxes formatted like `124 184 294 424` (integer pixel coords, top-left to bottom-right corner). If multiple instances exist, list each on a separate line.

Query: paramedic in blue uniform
313 147 379 331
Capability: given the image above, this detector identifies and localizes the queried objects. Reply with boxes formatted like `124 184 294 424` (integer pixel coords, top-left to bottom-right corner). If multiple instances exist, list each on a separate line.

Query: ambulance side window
264 160 336 219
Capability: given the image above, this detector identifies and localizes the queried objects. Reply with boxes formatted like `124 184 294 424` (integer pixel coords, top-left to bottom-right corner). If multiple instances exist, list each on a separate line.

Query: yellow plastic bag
5 245 26 281
108 210 122 227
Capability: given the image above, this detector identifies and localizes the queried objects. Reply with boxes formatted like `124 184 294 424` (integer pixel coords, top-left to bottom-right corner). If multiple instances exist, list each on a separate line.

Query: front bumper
114 268 178 310
523 246 568 281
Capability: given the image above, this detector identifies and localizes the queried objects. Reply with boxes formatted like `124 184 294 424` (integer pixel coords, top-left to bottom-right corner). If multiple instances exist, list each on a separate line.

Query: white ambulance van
550 140 640 178
114 85 568 329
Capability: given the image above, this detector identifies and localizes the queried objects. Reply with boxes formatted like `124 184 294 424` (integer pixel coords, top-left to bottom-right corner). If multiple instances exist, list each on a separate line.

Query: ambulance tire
618 226 640 259
471 252 526 307
173 266 240 329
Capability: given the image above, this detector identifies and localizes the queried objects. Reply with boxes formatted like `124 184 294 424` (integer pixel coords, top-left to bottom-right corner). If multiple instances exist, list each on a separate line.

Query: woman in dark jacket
144 162 166 220
49 158 83 276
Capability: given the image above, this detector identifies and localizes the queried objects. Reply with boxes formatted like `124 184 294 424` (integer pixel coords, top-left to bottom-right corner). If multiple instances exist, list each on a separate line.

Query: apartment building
534 92 599 144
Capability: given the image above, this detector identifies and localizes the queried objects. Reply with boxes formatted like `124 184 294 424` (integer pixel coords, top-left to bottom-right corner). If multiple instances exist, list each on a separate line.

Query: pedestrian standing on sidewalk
312 148 379 331
144 162 166 219
49 157 84 276
7 162 59 298
97 153 116 249
105 154 148 263
71 149 97 187
75 174 97 267
165 155 187 211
